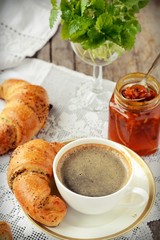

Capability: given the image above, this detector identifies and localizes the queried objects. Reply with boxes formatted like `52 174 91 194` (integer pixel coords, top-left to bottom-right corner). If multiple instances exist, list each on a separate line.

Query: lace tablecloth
0 59 160 240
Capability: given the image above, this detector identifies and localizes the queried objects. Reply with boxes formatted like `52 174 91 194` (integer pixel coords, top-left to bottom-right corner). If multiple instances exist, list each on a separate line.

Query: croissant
7 139 67 227
0 79 49 155
0 221 13 240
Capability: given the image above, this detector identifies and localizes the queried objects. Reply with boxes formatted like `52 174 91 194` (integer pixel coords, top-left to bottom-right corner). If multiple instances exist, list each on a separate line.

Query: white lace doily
0 59 160 240
0 0 60 70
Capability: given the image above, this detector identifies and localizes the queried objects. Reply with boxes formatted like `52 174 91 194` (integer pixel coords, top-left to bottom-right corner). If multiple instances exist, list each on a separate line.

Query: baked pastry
0 79 49 155
0 221 13 240
7 139 67 227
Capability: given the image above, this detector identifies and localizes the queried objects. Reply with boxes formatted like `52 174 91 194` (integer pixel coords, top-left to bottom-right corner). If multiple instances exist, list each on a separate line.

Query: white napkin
0 0 60 70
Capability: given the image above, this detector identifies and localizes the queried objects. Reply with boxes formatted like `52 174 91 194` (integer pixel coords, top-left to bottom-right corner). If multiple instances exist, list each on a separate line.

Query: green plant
50 0 149 50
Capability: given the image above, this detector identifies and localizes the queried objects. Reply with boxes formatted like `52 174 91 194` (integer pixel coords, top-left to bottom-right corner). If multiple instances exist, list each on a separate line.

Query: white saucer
26 146 156 240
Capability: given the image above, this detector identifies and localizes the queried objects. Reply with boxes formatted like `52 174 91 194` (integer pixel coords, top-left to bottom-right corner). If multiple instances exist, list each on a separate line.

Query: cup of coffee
53 138 148 215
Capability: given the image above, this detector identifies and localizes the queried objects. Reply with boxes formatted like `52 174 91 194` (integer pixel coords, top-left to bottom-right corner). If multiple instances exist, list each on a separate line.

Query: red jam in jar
108 73 160 156
122 84 157 101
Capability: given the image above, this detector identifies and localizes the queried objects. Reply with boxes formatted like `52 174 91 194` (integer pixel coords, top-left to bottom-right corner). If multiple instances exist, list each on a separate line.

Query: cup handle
120 187 149 208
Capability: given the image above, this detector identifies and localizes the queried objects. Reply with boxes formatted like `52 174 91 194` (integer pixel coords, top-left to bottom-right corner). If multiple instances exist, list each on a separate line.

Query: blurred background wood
35 1 160 239
36 0 160 83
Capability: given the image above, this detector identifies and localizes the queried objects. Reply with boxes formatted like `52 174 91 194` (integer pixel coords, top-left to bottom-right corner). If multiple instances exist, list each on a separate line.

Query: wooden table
35 1 160 239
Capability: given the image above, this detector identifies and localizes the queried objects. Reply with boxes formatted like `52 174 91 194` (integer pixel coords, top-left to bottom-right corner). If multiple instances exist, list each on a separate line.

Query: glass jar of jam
108 72 160 156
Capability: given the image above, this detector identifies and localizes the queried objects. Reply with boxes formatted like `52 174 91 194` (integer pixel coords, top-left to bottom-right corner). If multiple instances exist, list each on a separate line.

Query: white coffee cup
53 138 148 215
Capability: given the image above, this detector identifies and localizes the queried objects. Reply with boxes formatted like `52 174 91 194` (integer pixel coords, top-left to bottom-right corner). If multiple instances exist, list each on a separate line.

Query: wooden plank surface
36 2 160 238
36 0 160 83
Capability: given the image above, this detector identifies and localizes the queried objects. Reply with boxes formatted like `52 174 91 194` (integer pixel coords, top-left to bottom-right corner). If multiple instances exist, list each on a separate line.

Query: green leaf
49 0 59 28
50 0 57 6
121 20 140 50
68 16 92 42
61 21 70 39
60 0 72 21
120 0 149 13
96 13 113 32
90 0 106 13
138 0 149 9
81 0 88 15
49 7 59 28
83 27 105 49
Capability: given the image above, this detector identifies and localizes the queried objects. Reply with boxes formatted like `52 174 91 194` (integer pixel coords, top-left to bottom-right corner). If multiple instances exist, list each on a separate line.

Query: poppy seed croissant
0 79 49 155
7 139 67 226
